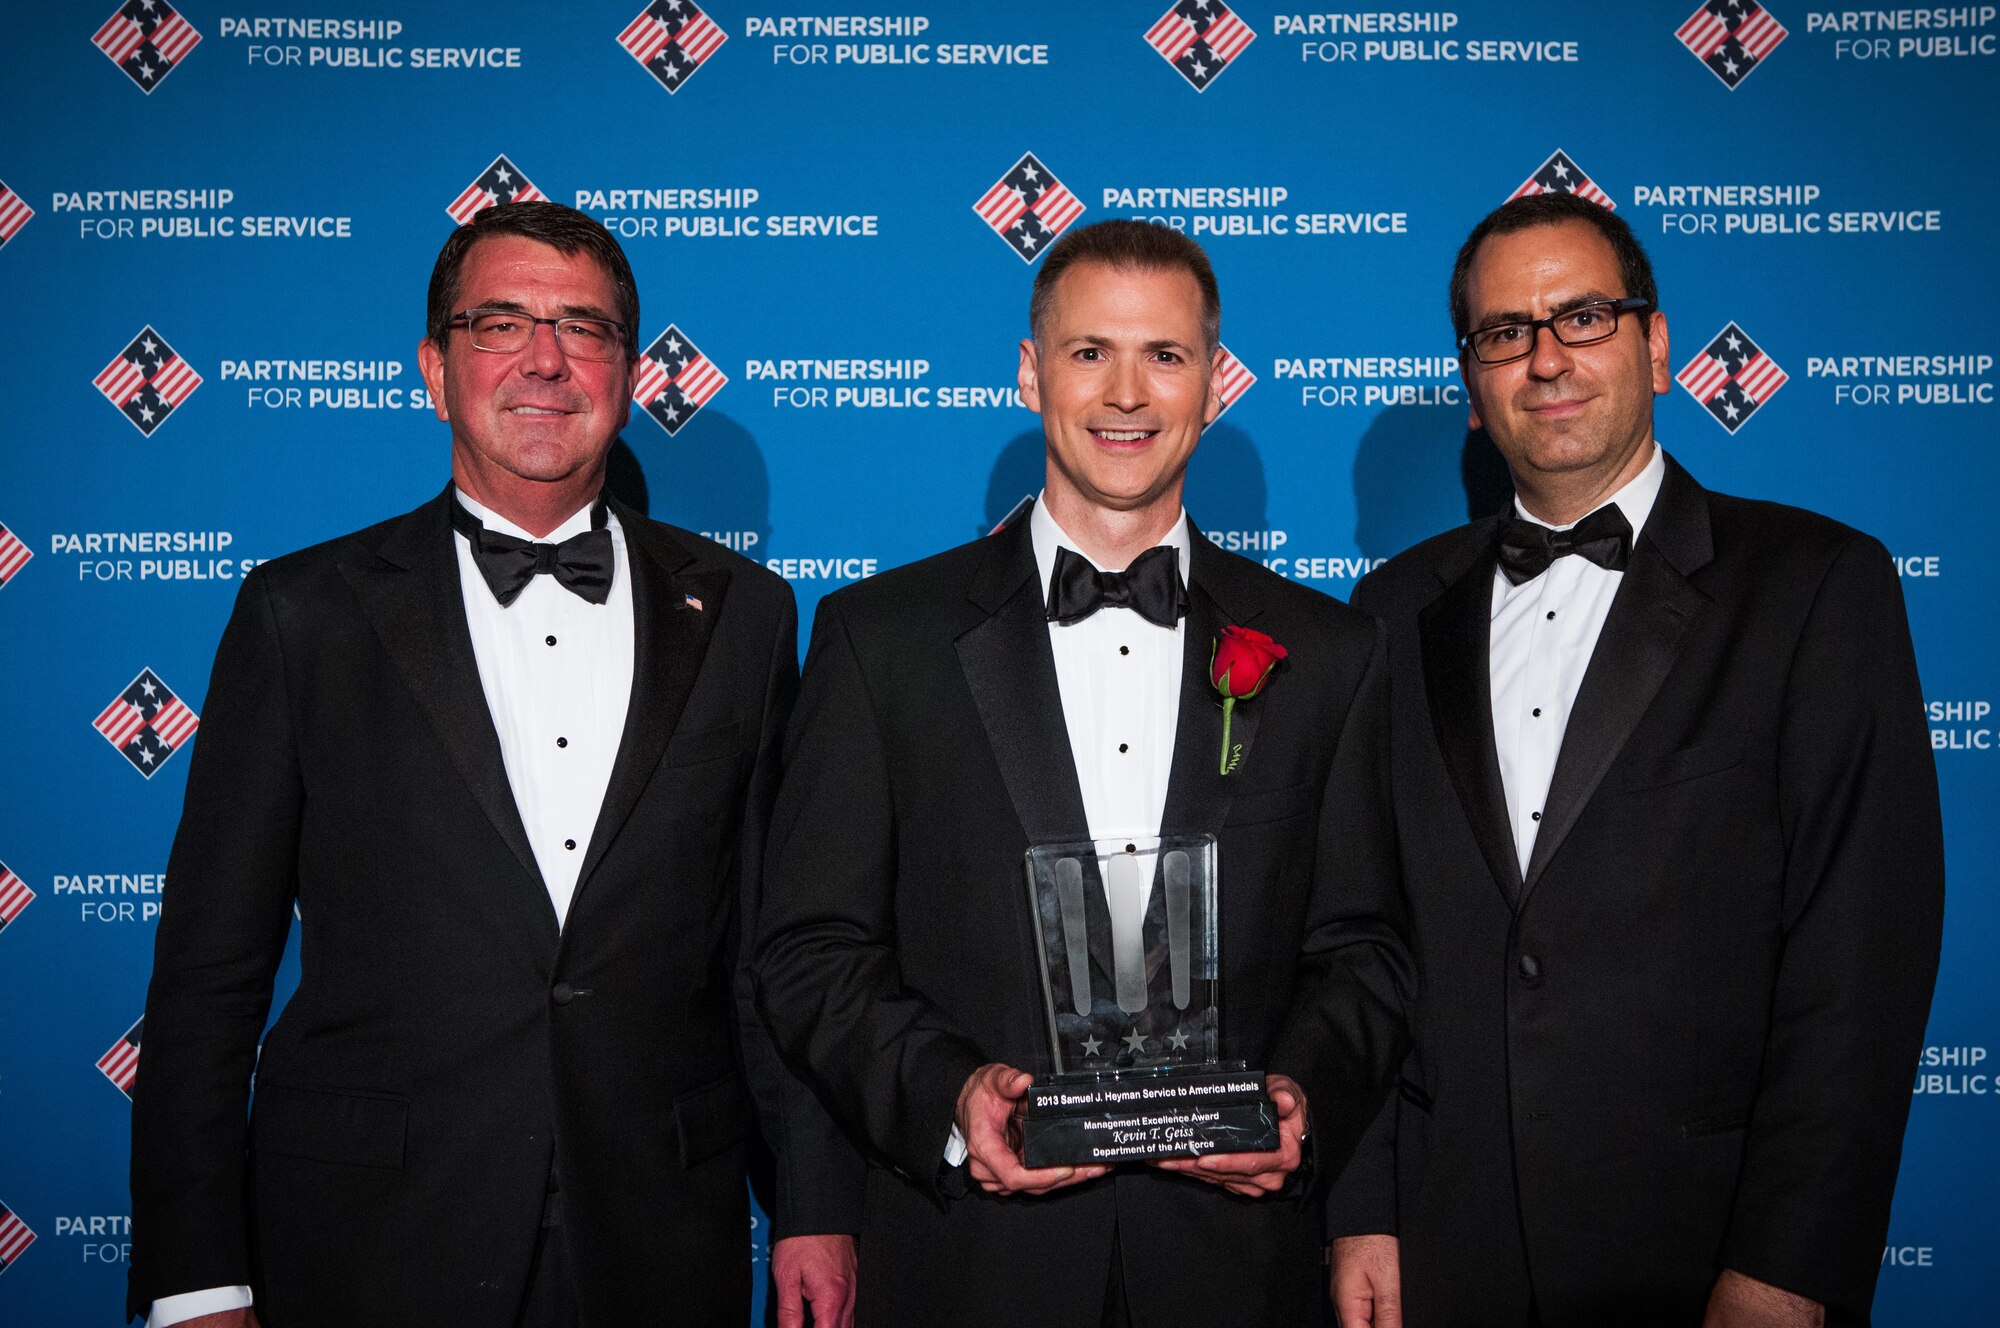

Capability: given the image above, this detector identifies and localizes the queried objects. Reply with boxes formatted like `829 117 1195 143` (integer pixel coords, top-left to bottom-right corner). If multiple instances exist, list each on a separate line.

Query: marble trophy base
1018 1066 1279 1167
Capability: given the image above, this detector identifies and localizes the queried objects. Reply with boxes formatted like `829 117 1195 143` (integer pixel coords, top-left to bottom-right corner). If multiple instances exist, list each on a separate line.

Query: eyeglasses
1459 298 1652 366
446 309 628 362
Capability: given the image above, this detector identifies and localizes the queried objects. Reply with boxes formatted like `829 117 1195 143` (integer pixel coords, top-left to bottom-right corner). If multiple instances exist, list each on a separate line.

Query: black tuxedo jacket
1330 457 1944 1327
129 489 857 1328
755 513 1411 1327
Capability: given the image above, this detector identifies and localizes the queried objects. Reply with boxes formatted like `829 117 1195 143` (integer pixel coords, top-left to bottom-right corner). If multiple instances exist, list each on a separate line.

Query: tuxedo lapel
1522 461 1713 896
955 516 1091 847
1159 533 1265 840
572 507 729 905
1418 528 1525 908
341 489 554 942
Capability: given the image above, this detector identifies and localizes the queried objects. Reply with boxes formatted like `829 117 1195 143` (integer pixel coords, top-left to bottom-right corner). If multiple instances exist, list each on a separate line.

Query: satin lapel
954 516 1092 844
1159 535 1265 840
956 520 1117 979
572 511 727 903
339 490 552 936
1522 472 1711 896
1419 538 1524 908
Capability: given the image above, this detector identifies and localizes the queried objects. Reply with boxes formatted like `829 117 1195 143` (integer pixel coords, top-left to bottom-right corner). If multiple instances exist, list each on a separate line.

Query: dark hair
425 201 640 351
1448 193 1657 341
1029 219 1221 351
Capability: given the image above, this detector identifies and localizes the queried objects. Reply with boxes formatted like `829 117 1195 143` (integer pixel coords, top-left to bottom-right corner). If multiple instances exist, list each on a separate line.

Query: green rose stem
1219 692 1237 775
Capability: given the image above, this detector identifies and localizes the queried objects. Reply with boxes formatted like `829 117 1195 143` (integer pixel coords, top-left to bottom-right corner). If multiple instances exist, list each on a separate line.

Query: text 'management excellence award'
1017 834 1279 1167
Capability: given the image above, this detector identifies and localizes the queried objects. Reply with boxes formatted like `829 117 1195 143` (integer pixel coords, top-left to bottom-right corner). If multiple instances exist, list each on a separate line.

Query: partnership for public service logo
95 327 203 436
975 153 1085 262
1511 151 1614 210
1145 0 1256 90
93 0 201 91
634 326 728 435
0 1200 36 1274
0 521 31 589
98 1017 144 1098
0 177 32 250
1677 322 1789 432
1677 0 1788 87
448 155 547 226
618 0 727 92
0 860 34 936
94 668 200 778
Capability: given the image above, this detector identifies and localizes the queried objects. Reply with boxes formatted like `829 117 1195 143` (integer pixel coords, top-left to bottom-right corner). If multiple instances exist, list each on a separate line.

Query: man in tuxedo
128 202 858 1328
754 220 1411 1326
1327 193 1943 1328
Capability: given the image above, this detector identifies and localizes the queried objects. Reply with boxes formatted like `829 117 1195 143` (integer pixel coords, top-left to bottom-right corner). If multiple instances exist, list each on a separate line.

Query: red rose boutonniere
1210 625 1287 774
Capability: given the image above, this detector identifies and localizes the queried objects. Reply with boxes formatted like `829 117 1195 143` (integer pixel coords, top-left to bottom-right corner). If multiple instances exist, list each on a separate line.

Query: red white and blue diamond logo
93 668 200 777
1676 1 1787 88
94 327 202 436
1509 151 1615 210
0 522 31 590
1145 0 1256 91
633 325 728 435
0 1200 37 1274
97 1017 144 1098
0 178 33 251
974 153 1086 263
618 0 727 93
0 861 34 936
447 155 547 227
92 0 201 92
1676 322 1788 433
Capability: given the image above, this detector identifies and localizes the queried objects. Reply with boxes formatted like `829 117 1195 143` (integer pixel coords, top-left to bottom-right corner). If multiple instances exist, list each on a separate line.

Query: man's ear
1202 346 1223 427
1646 310 1672 396
417 338 449 422
1018 338 1042 413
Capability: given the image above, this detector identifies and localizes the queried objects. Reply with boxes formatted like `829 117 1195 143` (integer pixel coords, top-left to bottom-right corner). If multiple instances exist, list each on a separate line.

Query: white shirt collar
1513 442 1666 542
453 487 602 544
1029 493 1193 603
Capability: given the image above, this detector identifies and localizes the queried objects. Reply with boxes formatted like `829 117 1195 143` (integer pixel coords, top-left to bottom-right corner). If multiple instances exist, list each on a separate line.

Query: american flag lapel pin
683 592 704 612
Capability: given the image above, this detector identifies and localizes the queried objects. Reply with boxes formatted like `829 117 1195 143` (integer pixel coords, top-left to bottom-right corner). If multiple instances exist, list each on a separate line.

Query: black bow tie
1046 544 1188 629
1496 504 1633 586
450 497 615 607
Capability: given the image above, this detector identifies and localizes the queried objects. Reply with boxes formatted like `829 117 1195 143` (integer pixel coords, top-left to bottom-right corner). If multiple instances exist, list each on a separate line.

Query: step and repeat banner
1 1 1995 1322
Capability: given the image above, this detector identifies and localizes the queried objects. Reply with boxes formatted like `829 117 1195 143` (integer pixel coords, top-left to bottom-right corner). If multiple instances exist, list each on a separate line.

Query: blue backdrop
1 2 1995 1322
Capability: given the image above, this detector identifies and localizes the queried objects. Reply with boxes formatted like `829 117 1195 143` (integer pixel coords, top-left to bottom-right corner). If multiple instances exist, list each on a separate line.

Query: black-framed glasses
446 308 628 362
1459 297 1651 365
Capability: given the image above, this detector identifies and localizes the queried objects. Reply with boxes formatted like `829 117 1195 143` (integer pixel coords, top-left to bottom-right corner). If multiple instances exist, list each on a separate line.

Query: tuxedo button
564 838 577 851
1517 954 1542 981
556 736 568 748
552 981 576 1005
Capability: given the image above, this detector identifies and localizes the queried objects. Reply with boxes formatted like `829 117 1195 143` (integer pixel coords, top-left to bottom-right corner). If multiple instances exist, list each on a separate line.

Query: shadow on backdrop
1352 406 1514 561
982 428 1045 535
980 422 1270 539
608 411 774 557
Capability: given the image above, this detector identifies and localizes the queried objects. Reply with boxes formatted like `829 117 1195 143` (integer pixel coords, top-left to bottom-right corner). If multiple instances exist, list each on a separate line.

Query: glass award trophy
1017 833 1279 1167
